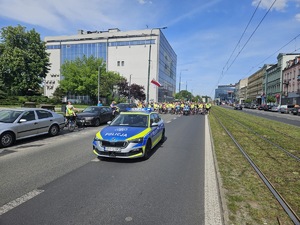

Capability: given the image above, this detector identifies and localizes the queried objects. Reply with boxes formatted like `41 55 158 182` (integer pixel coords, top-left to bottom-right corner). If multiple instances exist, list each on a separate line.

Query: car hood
77 112 98 117
99 126 149 141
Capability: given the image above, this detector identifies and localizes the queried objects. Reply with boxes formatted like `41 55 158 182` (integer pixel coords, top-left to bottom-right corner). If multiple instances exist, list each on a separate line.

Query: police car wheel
160 129 165 143
97 156 106 161
143 140 151 160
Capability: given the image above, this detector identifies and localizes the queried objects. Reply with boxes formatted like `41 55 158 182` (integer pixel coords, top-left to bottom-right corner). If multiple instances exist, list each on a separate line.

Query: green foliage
175 90 193 101
0 25 50 95
266 95 276 103
59 56 124 102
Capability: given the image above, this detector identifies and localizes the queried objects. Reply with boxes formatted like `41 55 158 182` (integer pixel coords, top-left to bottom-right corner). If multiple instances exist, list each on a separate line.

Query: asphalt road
0 114 221 225
223 105 300 127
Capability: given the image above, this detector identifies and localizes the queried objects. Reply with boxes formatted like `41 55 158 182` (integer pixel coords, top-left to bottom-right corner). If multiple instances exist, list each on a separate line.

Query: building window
121 61 124 66
117 61 120 66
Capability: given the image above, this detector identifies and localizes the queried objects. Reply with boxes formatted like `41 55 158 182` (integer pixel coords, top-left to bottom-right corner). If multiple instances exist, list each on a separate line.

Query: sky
0 0 300 97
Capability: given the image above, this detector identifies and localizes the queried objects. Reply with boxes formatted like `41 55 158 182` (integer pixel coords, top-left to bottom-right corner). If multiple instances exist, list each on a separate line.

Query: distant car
271 105 281 112
0 108 65 148
291 105 300 115
263 104 273 111
280 104 295 114
257 104 265 110
234 104 243 110
76 106 113 126
92 108 165 160
250 104 258 109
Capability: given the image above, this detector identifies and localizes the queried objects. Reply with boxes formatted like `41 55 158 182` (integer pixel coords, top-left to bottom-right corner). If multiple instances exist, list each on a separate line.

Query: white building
44 28 177 103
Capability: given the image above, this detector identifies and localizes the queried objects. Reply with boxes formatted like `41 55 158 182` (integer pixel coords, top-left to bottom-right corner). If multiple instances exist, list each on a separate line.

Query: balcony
283 79 289 84
297 75 300 81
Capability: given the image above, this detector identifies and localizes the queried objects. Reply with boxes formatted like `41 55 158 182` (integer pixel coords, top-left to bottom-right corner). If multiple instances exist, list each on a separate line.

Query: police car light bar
128 108 153 112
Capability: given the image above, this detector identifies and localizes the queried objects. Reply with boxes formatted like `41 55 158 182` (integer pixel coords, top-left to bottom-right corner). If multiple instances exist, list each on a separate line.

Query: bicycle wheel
68 121 75 132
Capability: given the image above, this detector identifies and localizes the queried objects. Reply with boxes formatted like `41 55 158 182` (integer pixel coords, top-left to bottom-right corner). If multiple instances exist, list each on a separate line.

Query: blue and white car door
150 114 161 146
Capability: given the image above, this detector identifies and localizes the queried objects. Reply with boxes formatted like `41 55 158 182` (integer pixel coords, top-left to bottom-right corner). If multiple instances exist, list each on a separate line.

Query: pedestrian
97 100 103 106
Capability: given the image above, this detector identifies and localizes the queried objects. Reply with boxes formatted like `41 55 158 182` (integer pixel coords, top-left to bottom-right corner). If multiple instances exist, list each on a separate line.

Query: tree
175 90 193 101
0 25 50 95
59 56 125 102
129 83 146 101
116 80 146 102
266 95 276 103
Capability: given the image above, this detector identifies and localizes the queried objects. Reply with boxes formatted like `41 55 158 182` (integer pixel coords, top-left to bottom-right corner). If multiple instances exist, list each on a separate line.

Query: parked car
250 104 258 109
271 105 281 112
234 104 243 110
280 104 295 114
291 105 300 115
76 106 113 127
263 104 274 111
257 104 265 110
0 108 65 148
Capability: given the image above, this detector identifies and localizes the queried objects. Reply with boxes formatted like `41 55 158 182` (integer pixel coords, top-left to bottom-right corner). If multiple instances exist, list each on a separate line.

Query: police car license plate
105 147 121 152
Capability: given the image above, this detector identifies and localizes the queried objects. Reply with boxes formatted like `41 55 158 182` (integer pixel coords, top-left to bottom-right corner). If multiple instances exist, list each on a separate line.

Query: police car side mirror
151 122 158 127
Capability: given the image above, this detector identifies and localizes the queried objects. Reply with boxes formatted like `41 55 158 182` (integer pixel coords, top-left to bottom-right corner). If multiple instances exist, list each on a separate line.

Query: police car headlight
94 136 102 144
128 138 143 143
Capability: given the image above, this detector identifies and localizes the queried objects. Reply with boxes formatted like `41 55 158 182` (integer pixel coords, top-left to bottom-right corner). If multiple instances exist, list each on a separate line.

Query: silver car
0 108 65 148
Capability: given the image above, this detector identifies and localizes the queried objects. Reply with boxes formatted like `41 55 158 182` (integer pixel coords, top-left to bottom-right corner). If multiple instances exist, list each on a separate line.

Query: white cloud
295 13 300 21
137 0 152 4
252 0 288 11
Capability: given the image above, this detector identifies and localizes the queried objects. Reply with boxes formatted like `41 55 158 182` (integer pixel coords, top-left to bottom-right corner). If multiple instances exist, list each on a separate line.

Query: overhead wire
211 0 277 96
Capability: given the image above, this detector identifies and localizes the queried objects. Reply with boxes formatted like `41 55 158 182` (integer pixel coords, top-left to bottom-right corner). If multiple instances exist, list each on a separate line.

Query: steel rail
220 112 300 162
212 114 300 224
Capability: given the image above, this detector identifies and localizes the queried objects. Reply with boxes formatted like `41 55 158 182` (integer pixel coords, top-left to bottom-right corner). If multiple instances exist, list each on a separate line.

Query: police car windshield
110 114 149 127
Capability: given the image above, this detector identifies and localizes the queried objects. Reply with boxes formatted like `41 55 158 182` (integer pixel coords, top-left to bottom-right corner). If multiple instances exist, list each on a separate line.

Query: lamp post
98 66 101 103
147 26 167 104
128 74 132 103
179 69 188 92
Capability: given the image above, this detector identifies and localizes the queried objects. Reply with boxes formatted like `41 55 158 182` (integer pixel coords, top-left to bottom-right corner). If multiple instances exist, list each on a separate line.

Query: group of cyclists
147 101 212 115
64 100 212 131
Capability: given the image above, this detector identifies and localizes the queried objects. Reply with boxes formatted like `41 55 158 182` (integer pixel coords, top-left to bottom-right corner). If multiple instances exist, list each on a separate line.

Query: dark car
234 104 243 110
76 106 113 127
116 103 137 113
263 104 273 111
291 105 300 115
257 104 265 110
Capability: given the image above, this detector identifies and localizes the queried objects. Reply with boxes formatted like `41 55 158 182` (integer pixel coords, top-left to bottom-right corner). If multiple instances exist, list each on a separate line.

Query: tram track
210 106 300 224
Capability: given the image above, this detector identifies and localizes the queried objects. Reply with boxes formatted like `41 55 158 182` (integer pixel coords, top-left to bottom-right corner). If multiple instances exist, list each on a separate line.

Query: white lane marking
0 189 44 216
205 115 223 225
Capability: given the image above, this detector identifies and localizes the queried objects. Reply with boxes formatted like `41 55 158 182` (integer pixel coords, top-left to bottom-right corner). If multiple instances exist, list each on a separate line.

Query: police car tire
97 156 106 161
143 140 151 160
160 129 165 143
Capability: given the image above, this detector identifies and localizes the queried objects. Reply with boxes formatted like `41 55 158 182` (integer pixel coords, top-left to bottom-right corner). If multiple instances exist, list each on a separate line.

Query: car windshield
110 114 149 127
0 110 23 123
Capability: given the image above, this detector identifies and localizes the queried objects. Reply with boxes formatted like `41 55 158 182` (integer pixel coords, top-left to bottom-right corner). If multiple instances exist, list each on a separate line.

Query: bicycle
65 115 85 132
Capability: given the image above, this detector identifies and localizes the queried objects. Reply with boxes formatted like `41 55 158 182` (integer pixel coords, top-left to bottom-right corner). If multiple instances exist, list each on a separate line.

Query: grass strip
209 106 299 225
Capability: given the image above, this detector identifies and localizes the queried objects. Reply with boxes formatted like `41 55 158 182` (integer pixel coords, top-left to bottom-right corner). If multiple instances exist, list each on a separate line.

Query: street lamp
98 66 101 103
179 69 188 92
128 74 132 103
147 26 167 103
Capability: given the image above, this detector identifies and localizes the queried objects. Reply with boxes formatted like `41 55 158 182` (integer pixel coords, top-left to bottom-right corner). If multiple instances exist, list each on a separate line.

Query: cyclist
65 105 77 129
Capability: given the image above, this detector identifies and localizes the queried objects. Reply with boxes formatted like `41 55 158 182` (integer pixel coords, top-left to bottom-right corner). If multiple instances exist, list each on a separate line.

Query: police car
93 108 165 159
